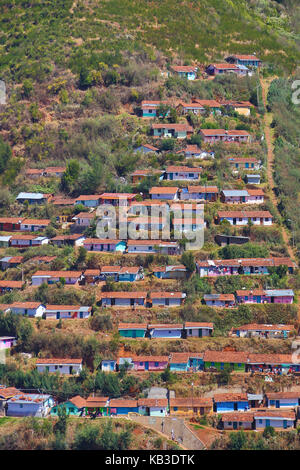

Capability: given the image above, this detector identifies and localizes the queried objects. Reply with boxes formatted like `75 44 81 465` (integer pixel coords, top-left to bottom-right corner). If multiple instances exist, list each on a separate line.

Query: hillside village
1 0 300 452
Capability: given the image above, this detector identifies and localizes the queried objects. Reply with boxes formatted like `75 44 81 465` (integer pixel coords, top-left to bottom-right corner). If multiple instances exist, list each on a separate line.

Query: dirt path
260 77 295 261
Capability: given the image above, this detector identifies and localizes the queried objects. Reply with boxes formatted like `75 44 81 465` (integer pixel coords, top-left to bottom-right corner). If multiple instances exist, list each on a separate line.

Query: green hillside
0 0 300 85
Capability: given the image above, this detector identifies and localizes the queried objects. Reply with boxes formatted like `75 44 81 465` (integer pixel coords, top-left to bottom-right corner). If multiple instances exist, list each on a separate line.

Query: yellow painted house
169 397 213 416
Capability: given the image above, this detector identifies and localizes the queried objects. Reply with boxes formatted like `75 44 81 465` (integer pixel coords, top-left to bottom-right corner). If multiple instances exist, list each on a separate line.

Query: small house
225 54 261 68
236 289 294 305
170 397 213 416
51 396 86 417
227 156 260 170
0 217 24 231
221 412 254 430
99 193 137 206
150 292 186 307
10 302 46 318
7 393 54 417
31 270 83 286
132 356 169 371
204 350 248 372
171 65 198 80
118 323 147 338
265 392 300 409
127 240 179 255
20 218 51 232
199 128 251 143
245 174 261 185
181 186 218 201
99 291 147 308
217 210 273 226
71 212 95 228
141 100 169 117
36 358 83 376
138 398 168 417
184 322 213 338
203 294 235 307
148 323 183 339
74 195 102 208
164 166 202 181
118 266 144 282
152 123 193 139
152 265 188 280
10 234 49 247
169 352 190 372
231 323 294 339
206 63 249 76
134 144 159 154
83 238 126 253
254 410 295 429
220 189 249 204
149 186 179 200
101 360 117 372
213 393 249 413
0 336 16 350
0 280 24 294
16 192 52 205
85 396 110 417
109 399 138 416
45 305 92 320
50 234 85 247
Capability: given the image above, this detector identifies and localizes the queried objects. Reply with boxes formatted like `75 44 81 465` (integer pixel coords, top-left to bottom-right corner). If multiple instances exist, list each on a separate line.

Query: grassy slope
0 0 300 85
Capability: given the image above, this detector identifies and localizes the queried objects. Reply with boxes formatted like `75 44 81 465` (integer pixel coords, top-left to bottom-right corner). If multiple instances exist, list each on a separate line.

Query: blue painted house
265 392 300 409
214 393 249 413
101 359 117 372
134 144 159 154
171 65 198 80
141 100 169 117
109 399 138 415
149 324 183 339
118 266 144 282
188 354 204 371
169 352 190 371
225 54 262 68
118 323 147 338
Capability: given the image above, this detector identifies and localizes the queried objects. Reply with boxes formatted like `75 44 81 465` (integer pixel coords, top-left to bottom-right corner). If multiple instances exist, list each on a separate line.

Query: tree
0 137 12 175
180 251 196 273
54 405 68 437
73 424 100 450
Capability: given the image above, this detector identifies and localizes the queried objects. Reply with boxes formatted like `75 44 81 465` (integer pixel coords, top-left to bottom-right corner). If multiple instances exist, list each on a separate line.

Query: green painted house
203 350 248 372
118 323 147 338
51 395 86 416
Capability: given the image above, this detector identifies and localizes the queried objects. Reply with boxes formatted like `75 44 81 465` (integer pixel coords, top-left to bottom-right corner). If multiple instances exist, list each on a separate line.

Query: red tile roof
204 350 248 363
170 397 213 407
200 128 250 136
221 412 254 422
100 291 147 299
118 323 147 329
149 186 179 194
214 393 248 402
133 355 169 362
149 292 185 299
36 358 82 364
68 395 86 408
152 123 193 131
0 281 23 288
109 399 138 408
138 398 168 407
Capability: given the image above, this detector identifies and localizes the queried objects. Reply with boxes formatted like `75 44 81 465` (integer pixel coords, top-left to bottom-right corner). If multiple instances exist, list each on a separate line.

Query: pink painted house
132 356 169 371
236 289 294 304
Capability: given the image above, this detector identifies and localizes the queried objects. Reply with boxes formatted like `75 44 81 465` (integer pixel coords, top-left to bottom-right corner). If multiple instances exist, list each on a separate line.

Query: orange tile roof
148 323 183 329
32 270 82 277
0 281 23 288
266 392 300 399
86 396 109 407
11 302 42 309
204 350 248 363
171 66 197 73
109 399 138 408
169 352 190 363
185 322 214 328
170 397 213 407
214 393 248 402
133 355 169 362
0 217 24 224
69 395 86 408
221 412 254 422
149 186 179 194
200 128 250 136
118 323 147 329
152 123 193 131
234 323 294 331
36 358 82 364
247 353 293 364
166 166 202 173
84 238 121 244
218 210 272 218
149 292 185 298
187 185 218 193
138 398 168 407
21 219 50 225
253 409 295 420
100 291 147 299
